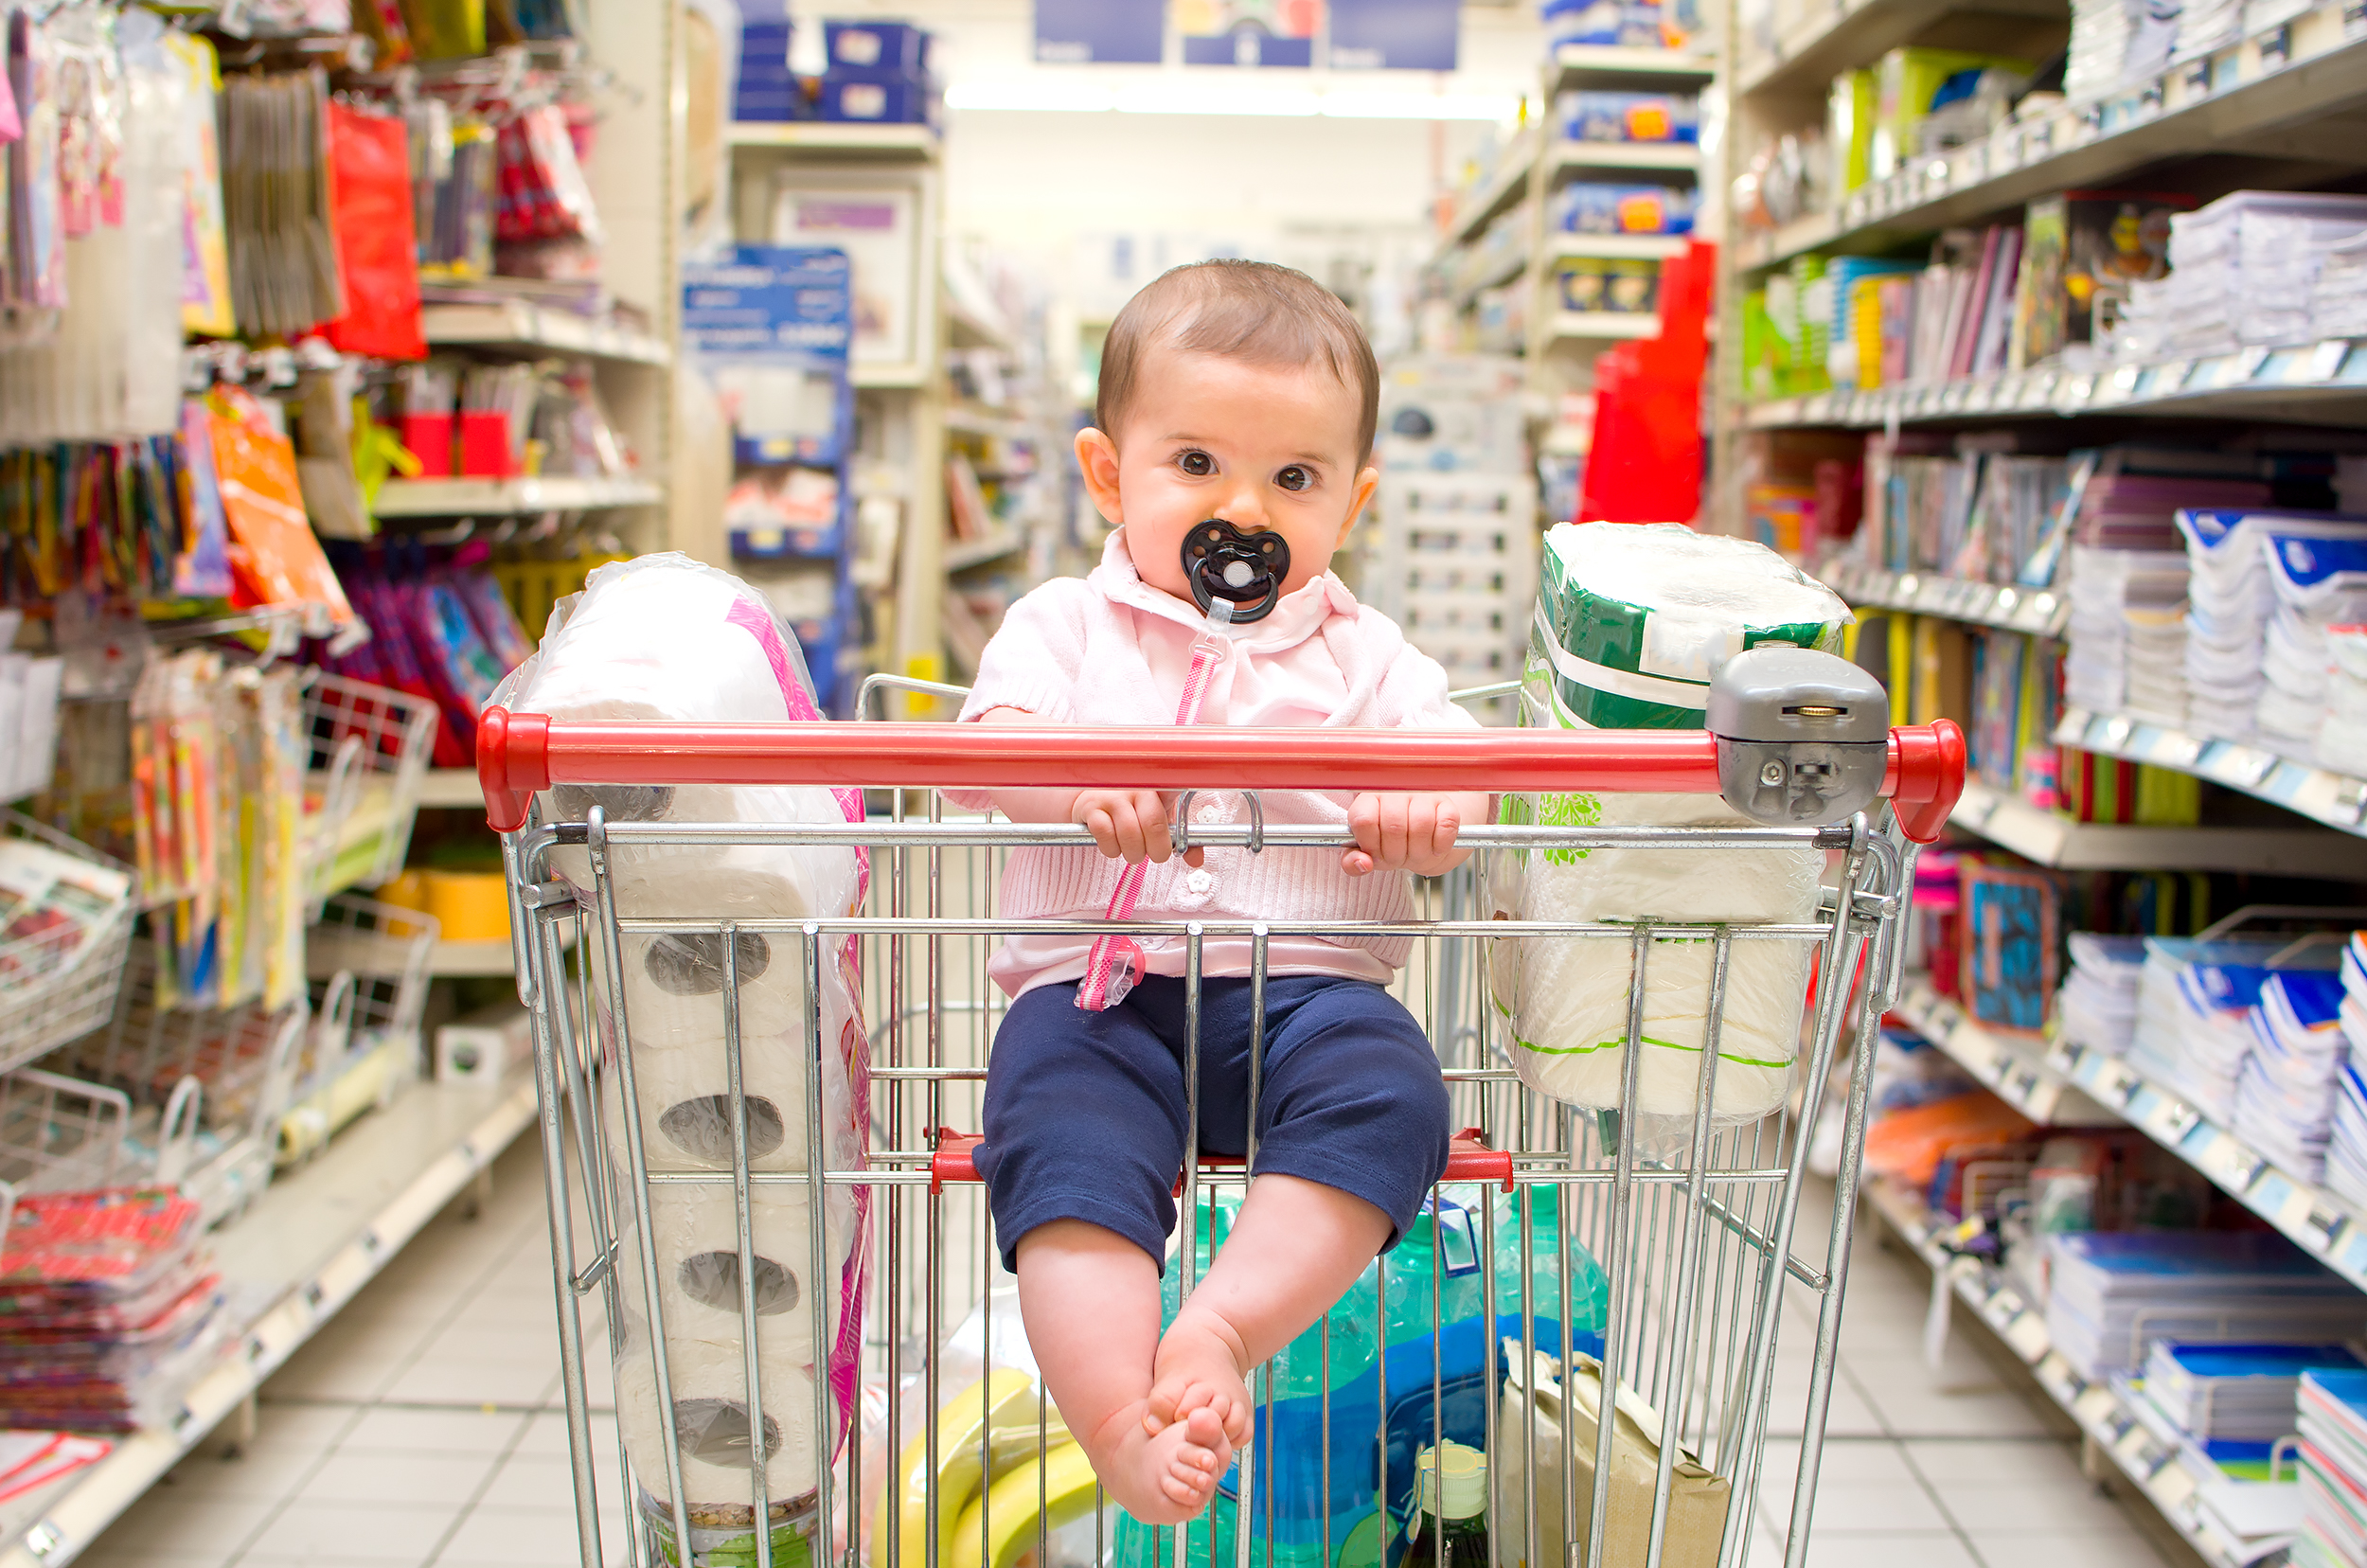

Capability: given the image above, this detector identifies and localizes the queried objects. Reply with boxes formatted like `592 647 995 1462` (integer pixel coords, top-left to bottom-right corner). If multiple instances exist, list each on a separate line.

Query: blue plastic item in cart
1112 1183 1609 1568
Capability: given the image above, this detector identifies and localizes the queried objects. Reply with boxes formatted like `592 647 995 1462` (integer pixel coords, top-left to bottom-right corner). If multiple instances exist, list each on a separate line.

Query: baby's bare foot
1086 1400 1231 1523
1145 1310 1253 1449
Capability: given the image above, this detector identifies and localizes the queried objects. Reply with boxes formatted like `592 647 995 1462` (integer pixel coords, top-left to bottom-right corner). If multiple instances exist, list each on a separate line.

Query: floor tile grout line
219 1195 552 1568
419 1393 548 1566
1895 1432 1992 1568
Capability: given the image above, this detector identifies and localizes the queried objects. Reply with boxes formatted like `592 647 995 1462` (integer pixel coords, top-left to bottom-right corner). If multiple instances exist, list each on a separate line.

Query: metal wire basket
301 670 439 907
0 811 138 1076
58 941 309 1139
281 893 439 1165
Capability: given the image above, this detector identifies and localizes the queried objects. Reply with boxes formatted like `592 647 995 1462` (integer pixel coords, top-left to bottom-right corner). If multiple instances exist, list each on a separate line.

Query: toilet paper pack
490 556 874 1467
610 1182 856 1362
1493 525 1848 1132
614 1311 826 1514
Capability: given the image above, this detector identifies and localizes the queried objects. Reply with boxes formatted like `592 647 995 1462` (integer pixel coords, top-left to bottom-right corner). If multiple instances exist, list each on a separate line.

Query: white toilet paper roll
614 1314 826 1512
589 927 823 1050
600 1032 849 1174
609 1182 853 1362
1489 792 1821 1125
546 801 859 925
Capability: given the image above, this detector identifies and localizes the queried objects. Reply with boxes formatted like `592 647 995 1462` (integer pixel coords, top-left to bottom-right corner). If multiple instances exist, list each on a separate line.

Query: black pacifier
1182 519 1290 624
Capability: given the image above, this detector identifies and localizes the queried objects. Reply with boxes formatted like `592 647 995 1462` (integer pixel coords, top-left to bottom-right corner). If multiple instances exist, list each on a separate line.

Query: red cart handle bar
475 707 1967 845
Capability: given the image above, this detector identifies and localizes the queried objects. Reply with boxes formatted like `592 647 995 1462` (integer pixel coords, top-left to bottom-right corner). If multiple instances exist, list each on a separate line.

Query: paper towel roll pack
614 1311 825 1512
1495 525 1848 1130
610 1183 855 1362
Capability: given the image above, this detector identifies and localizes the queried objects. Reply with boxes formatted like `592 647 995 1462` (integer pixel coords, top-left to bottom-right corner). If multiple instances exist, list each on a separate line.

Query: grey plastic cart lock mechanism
1707 646 1890 827
1184 518 1290 623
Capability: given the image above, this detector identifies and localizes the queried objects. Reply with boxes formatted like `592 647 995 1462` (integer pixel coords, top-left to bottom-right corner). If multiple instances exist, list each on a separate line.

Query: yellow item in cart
950 1442 1100 1568
880 1370 1039 1568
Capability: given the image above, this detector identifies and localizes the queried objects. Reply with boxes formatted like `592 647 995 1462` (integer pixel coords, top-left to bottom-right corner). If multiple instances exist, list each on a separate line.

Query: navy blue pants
976 975 1452 1274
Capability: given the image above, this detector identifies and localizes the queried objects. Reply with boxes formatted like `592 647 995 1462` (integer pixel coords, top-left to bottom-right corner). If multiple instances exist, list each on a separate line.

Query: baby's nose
1219 481 1268 528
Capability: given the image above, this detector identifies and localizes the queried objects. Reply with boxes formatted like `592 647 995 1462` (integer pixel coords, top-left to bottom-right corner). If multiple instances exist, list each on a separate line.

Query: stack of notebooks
2130 937 2342 1124
2065 543 2193 715
2326 935 2367 1212
2234 971 2357 1184
2049 1232 2366 1381
2296 1368 2367 1568
2118 194 2367 362
2057 934 2147 1058
2261 530 2367 759
2145 1341 2366 1460
2314 227 2367 342
2175 510 2367 744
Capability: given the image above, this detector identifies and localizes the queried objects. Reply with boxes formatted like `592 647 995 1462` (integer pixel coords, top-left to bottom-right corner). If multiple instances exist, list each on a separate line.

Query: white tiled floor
82 1142 2194 1568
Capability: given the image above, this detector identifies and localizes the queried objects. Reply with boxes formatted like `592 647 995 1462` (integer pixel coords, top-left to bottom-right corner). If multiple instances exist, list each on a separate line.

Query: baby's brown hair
1095 259 1380 462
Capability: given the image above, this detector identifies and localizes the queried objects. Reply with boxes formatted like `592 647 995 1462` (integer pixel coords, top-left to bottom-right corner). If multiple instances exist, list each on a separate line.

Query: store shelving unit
1427 43 1712 385
2054 707 2367 841
418 304 670 365
1861 1177 2260 1568
1891 980 2118 1126
372 475 664 518
0 1078 537 1568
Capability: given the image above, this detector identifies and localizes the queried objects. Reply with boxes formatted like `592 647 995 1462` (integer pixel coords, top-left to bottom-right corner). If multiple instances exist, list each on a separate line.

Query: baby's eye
1275 465 1314 492
1177 450 1214 477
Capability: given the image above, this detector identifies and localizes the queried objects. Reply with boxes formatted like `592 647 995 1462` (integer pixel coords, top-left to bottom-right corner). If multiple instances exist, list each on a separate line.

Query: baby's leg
1149 978 1452 1437
1016 1221 1230 1522
976 979 1228 1521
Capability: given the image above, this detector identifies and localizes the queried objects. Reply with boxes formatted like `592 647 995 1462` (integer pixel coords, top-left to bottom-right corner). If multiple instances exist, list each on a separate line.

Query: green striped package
1529 522 1851 731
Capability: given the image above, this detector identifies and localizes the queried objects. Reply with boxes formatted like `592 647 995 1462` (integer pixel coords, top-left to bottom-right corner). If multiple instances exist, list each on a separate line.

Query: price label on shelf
2240 346 2274 382
2309 339 2352 381
2158 360 2194 392
2261 20 2294 63
2153 731 2205 770
2181 58 2211 98
2110 365 2143 398
2095 714 2135 751
2212 745 2280 787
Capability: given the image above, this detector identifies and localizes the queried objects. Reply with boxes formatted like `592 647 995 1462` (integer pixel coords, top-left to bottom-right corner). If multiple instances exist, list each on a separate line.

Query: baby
953 260 1487 1522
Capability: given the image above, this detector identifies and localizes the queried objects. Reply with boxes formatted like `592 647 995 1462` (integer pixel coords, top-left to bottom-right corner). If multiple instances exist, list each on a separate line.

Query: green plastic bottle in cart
1112 1182 1609 1568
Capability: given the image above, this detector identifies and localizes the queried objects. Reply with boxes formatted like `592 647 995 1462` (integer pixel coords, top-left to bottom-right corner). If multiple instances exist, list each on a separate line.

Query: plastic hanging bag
316 99 425 361
1486 523 1848 1144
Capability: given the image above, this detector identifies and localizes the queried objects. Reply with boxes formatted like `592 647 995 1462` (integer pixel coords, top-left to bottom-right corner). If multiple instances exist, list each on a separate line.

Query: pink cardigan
953 530 1479 998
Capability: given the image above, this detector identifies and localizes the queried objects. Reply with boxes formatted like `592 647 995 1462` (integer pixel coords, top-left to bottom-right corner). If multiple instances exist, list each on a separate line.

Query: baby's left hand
1344 793 1468 878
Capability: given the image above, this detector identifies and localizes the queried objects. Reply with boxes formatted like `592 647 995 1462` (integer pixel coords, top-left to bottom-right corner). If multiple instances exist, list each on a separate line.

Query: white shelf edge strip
2054 707 2367 841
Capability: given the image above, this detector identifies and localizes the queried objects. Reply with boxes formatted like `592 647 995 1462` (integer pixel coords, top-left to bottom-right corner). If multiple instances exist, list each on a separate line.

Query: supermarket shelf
0 1077 538 1568
2055 707 2367 841
1733 209 1841 272
1745 337 2367 430
1547 139 1700 174
1451 248 1530 309
418 768 484 810
1821 558 2070 636
943 406 1030 440
725 121 938 158
430 937 525 977
2048 1032 2367 1296
1890 980 2120 1126
852 363 927 391
418 302 670 365
372 475 663 518
1948 778 2367 875
1435 126 1542 255
1737 0 2066 98
1861 1177 2260 1568
1546 233 1692 262
1545 311 1663 343
947 530 1024 573
1549 45 1718 88
945 295 1016 355
1737 0 2367 271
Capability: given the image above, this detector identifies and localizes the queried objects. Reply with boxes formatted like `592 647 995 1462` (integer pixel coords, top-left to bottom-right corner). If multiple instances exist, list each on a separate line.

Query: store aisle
78 1137 620 1568
78 1140 2189 1568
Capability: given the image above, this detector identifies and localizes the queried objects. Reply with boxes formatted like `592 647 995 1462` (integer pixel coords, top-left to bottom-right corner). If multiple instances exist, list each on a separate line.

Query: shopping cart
479 663 1964 1568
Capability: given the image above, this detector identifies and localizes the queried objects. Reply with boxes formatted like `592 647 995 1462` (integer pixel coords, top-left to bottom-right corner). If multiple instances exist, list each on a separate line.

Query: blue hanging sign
1328 0 1458 70
1035 0 1164 63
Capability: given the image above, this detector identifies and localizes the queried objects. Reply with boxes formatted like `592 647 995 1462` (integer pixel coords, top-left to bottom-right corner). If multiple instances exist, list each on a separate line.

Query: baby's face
1080 346 1377 606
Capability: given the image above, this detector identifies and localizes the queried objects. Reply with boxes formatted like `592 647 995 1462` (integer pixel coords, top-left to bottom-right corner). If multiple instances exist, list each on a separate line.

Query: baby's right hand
1074 791 1205 867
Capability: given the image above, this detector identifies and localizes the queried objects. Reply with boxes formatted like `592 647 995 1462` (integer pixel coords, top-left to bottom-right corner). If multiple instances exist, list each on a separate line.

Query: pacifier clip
1074 520 1290 1012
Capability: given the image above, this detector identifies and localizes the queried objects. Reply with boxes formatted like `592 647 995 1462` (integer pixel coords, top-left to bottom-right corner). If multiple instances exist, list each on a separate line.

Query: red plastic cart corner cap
1885 719 1967 845
478 706 548 833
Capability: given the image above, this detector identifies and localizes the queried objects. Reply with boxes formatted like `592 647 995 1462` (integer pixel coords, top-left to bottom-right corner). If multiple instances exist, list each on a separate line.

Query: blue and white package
1557 89 1700 143
683 246 854 467
2265 531 2367 617
1555 181 1697 236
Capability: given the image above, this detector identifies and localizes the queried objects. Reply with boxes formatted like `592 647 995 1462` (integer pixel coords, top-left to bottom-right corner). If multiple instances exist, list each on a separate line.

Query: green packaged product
1525 521 1851 731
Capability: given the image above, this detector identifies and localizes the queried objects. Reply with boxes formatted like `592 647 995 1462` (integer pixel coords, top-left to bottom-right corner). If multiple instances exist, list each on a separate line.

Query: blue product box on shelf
1558 89 1699 143
735 86 811 122
683 246 854 467
1555 181 1696 236
819 75 938 126
824 21 932 77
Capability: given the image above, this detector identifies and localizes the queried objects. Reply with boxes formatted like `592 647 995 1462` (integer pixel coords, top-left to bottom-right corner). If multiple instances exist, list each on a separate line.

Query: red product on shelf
316 101 427 362
1575 239 1715 525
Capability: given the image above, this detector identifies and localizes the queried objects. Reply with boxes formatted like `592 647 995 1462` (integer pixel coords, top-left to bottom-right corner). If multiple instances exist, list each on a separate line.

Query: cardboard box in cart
1497 1347 1730 1568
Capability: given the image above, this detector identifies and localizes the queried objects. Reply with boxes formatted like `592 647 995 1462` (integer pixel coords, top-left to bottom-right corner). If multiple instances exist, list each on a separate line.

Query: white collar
1089 527 1360 653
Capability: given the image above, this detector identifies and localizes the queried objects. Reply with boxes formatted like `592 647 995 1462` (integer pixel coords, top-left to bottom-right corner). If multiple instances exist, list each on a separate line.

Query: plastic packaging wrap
1491 524 1848 1133
498 555 873 1521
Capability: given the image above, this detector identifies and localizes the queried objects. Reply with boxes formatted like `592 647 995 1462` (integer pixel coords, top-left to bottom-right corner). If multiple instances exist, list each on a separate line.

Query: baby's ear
1075 428 1125 525
1337 464 1381 546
